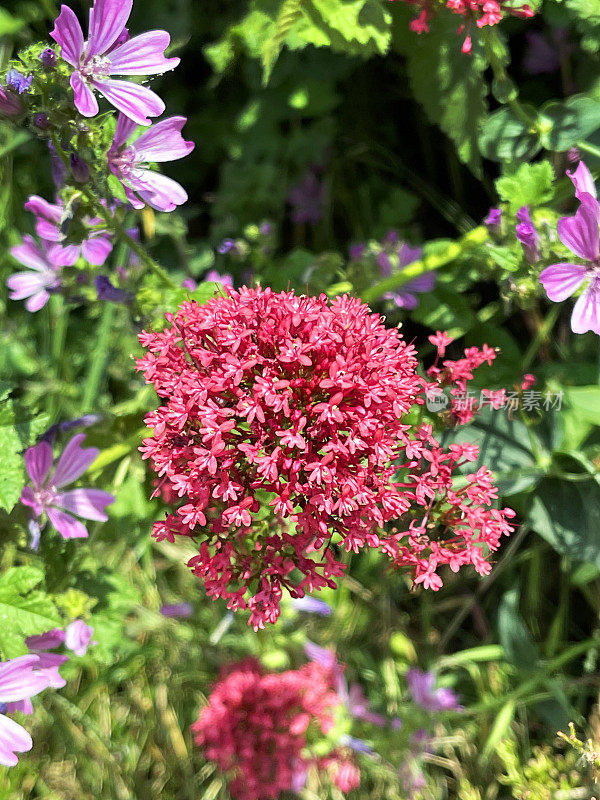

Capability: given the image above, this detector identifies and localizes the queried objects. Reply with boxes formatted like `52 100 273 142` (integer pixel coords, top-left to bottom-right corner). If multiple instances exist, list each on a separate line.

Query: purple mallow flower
6 70 32 94
290 596 332 615
50 0 179 125
24 195 113 266
346 683 386 726
205 270 233 286
406 668 461 713
539 162 600 335
515 206 540 263
160 603 193 618
0 655 50 767
382 242 435 309
288 169 324 226
484 207 502 232
20 433 114 540
95 275 131 303
7 236 78 312
107 113 194 212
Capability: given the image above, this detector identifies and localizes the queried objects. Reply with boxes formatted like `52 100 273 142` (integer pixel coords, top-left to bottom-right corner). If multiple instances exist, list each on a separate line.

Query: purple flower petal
571 277 600 335
10 236 48 271
403 271 436 293
25 290 52 313
46 507 89 539
47 243 79 268
25 629 66 651
133 116 194 162
384 290 419 309
567 161 596 201
304 641 337 669
108 30 179 75
6 699 33 715
88 0 133 56
65 620 94 656
0 715 32 766
160 603 193 617
24 195 62 227
93 78 164 126
557 195 600 261
81 235 112 266
35 654 68 688
50 434 99 488
50 4 84 67
54 488 114 521
70 72 99 117
133 170 188 212
0 656 49 703
291 596 332 615
539 263 587 302
24 442 53 489
398 243 422 268
113 112 138 147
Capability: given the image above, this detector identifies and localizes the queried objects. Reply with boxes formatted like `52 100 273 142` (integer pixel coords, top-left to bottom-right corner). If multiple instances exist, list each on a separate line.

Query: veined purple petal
65 620 94 656
304 641 337 670
50 5 84 67
93 79 164 126
6 699 33 715
88 0 133 57
24 441 53 489
0 656 49 703
0 715 32 766
35 654 68 688
47 243 79 268
25 290 52 313
51 433 99 488
54 488 114 521
70 72 99 117
108 31 179 75
384 290 419 309
567 161 596 201
26 629 65 651
46 507 89 539
24 195 62 226
81 235 112 265
133 116 194 162
20 486 40 515
10 236 48 271
132 170 188 212
398 243 422 268
403 271 435 293
7 272 56 306
539 263 587 302
571 276 600 335
113 112 138 147
557 195 600 261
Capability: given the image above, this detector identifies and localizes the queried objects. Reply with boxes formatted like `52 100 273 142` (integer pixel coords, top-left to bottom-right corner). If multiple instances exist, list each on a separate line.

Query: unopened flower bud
40 48 57 70
70 153 90 183
34 112 49 130
0 85 24 118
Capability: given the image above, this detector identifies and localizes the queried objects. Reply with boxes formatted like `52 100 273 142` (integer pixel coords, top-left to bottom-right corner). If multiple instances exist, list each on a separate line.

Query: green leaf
0 9 25 36
482 699 516 762
0 398 25 513
565 386 600 425
495 161 555 213
498 589 539 671
0 574 60 659
528 477 600 567
303 0 392 56
540 95 600 152
478 106 541 163
262 0 307 84
0 567 44 597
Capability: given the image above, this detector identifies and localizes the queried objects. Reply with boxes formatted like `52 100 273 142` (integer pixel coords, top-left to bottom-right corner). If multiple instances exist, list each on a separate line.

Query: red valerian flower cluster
392 0 534 53
137 288 514 628
191 659 357 800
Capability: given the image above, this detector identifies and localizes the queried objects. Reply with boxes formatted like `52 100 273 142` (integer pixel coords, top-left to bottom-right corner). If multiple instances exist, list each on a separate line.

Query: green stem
81 302 115 412
522 304 561 371
577 141 600 160
362 226 488 304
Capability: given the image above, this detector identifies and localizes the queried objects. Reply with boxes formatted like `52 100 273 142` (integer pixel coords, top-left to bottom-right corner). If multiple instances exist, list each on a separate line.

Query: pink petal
571 280 600 335
113 112 138 147
94 78 164 125
25 290 51 313
567 161 596 201
6 699 33 715
557 195 600 261
50 5 84 67
0 656 49 703
51 434 99 488
54 488 114 521
539 263 587 302
10 236 48 271
65 620 94 656
88 0 133 56
133 116 194 162
70 72 99 117
122 182 145 209
24 441 53 489
108 31 180 75
7 271 54 302
46 507 89 539
24 195 63 225
26 629 66 651
47 243 79 267
81 235 112 265
35 218 62 242
0 715 32 766
132 170 188 212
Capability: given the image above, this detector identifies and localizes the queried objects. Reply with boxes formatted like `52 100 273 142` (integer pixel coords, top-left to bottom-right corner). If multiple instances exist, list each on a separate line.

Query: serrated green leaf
303 0 391 55
495 161 555 213
0 567 44 597
0 399 25 512
0 591 60 659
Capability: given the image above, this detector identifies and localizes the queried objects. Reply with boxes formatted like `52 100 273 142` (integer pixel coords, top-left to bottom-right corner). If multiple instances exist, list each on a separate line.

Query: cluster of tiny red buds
191 658 353 800
137 289 514 628
391 0 534 53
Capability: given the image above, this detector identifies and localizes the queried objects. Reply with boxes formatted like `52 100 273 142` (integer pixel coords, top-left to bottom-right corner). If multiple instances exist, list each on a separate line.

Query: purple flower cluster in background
515 206 540 264
288 167 324 226
406 668 462 713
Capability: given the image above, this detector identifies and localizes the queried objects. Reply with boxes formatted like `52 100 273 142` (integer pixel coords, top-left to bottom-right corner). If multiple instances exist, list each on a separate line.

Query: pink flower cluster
192 658 356 800
138 288 514 628
393 0 534 52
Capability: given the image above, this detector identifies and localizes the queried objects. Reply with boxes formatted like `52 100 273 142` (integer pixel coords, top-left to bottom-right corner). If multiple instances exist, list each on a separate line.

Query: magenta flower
539 165 600 335
50 0 179 125
205 269 234 287
0 655 50 767
7 236 78 312
515 206 540 263
107 113 194 212
20 434 115 540
24 195 113 266
65 620 94 656
406 668 461 713
24 630 68 689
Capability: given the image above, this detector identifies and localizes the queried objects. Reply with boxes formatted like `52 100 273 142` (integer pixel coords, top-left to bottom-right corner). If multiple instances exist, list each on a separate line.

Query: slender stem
577 141 600 160
522 304 561 371
81 302 115 412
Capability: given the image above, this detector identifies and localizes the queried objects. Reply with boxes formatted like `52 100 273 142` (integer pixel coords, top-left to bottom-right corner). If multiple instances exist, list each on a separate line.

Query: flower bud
40 48 57 70
34 112 49 130
0 85 24 119
70 153 90 183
